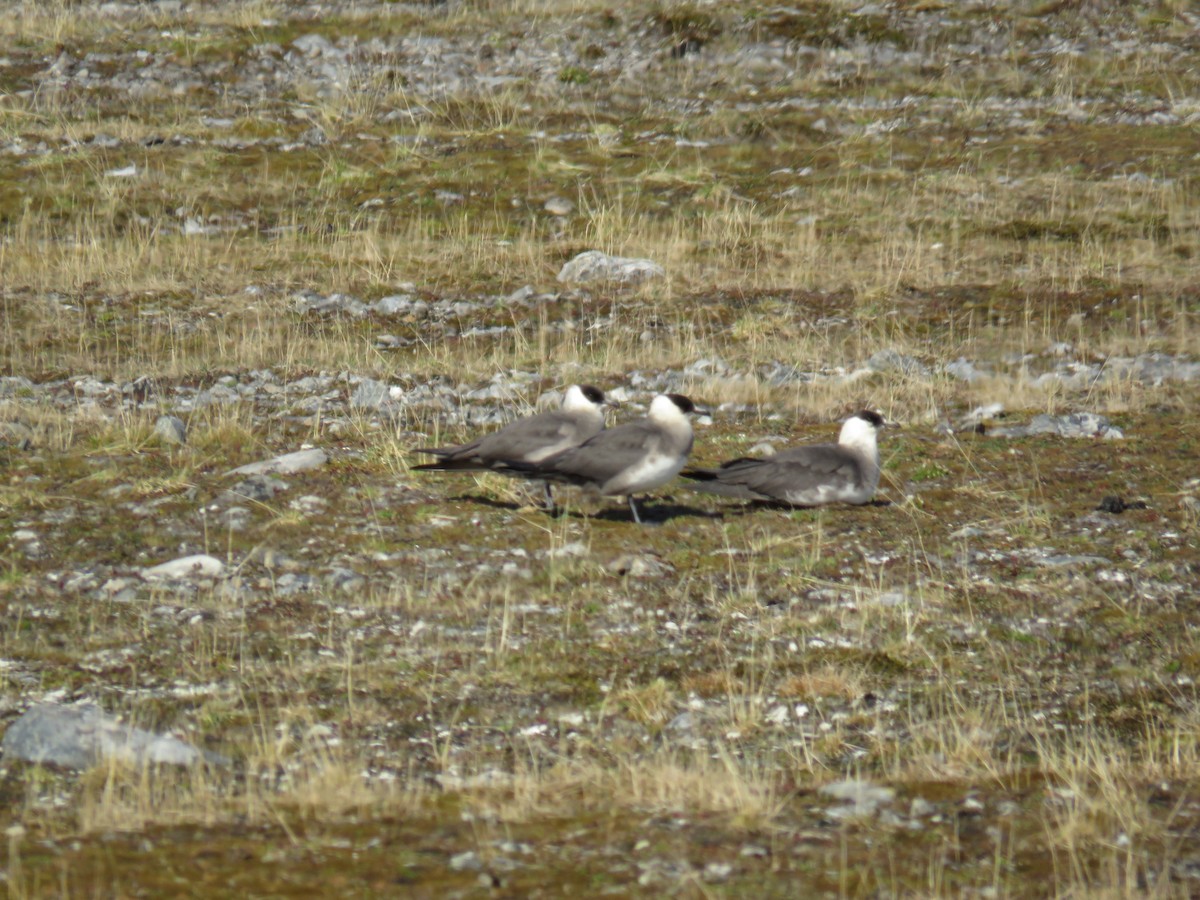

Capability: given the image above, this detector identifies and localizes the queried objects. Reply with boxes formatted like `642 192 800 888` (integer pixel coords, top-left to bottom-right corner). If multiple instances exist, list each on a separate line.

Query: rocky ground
2 0 1200 896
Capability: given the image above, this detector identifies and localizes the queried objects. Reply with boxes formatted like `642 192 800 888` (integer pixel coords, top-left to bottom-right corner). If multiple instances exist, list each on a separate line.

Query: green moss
558 66 591 86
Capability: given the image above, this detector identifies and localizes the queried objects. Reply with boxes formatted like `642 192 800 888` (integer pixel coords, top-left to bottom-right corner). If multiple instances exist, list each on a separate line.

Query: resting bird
682 410 892 507
412 384 611 508
496 393 705 524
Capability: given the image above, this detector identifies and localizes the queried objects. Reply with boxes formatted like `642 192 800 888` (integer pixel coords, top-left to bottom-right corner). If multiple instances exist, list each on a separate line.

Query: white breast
604 453 686 496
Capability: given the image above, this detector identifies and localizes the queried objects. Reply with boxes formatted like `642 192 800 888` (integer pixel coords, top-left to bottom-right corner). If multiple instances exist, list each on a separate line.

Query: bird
411 384 612 509
681 409 892 507
496 393 705 524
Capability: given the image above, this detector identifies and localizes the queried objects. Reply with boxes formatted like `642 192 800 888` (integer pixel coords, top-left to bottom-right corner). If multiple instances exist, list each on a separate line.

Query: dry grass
2 0 1200 895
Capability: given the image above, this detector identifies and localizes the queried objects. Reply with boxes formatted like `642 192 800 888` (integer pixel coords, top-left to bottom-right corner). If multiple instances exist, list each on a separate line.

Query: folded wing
685 445 870 505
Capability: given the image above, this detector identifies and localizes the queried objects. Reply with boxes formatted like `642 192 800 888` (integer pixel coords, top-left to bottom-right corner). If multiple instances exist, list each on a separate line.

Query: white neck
646 395 694 455
838 416 879 462
561 385 601 418
648 394 688 427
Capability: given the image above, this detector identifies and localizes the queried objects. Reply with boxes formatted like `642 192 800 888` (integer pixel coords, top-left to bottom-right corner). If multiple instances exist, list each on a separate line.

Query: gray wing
414 410 599 469
685 445 864 502
533 422 665 486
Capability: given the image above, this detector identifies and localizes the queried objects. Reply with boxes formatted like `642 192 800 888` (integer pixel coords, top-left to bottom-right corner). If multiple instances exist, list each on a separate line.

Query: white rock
547 541 588 559
1 703 225 769
143 554 225 581
449 851 481 871
820 779 896 819
766 704 790 724
154 415 187 444
556 250 665 285
228 448 328 476
962 403 1005 426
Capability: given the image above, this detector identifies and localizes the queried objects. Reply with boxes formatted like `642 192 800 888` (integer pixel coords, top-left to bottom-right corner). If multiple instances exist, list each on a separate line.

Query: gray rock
944 358 988 383
607 554 674 578
949 525 986 539
1030 552 1107 568
326 567 365 593
229 448 328 476
350 378 391 411
0 376 36 398
292 291 368 317
299 125 329 146
73 376 115 398
143 554 225 581
449 850 482 872
667 712 696 733
987 412 1123 440
226 475 288 503
217 507 251 531
820 779 896 819
2 703 227 769
288 375 336 394
0 421 34 449
866 348 930 377
182 217 213 236
193 385 239 407
373 334 409 350
1123 353 1200 385
556 250 665 285
372 294 416 315
1027 412 1120 439
704 862 733 882
684 356 730 377
154 415 187 444
909 796 936 817
874 590 909 607
547 541 589 559
290 495 327 514
247 547 300 571
960 403 1004 429
274 572 318 595
291 33 340 58
122 375 157 401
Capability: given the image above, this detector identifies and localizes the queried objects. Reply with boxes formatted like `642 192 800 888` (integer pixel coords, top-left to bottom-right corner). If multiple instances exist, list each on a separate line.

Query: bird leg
542 482 559 516
627 494 643 524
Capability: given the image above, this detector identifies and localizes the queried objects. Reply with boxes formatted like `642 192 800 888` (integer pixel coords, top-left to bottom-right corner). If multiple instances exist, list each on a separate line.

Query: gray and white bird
498 393 704 524
412 384 612 508
682 409 892 507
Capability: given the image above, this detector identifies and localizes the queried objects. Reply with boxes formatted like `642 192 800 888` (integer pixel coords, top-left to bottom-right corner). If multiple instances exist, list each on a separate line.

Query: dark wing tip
719 456 765 470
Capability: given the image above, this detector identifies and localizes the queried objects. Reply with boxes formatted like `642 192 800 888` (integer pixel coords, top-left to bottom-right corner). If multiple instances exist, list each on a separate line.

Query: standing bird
497 393 705 524
411 384 612 509
682 410 893 507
